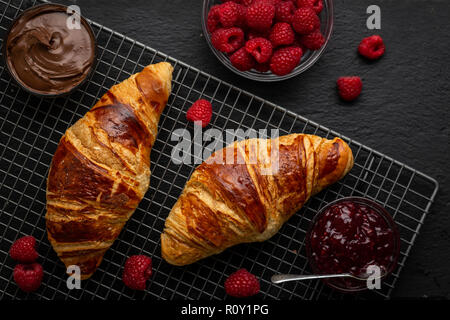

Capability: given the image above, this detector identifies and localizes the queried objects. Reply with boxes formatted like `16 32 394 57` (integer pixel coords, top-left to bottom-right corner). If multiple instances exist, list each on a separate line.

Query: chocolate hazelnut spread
5 4 95 95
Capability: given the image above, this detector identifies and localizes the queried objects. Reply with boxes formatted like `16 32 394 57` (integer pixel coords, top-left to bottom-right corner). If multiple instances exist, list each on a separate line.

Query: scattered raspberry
292 7 320 34
218 1 241 28
358 35 385 60
186 99 213 127
225 268 260 298
230 47 257 71
245 37 273 63
296 0 324 14
246 2 275 31
9 236 38 263
275 1 296 23
269 22 295 47
337 76 363 101
270 46 303 75
299 29 325 50
13 263 43 292
211 27 245 53
122 255 152 291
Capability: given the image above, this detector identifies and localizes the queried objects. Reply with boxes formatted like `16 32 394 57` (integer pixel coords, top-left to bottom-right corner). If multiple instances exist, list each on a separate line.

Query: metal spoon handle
271 273 353 284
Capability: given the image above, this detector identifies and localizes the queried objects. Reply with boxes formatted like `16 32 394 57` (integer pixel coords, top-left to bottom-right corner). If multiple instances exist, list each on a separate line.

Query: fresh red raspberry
230 47 257 71
269 22 295 47
299 29 325 50
275 1 296 23
225 269 260 297
296 0 323 14
245 37 273 63
246 2 275 31
358 35 385 60
122 255 152 290
211 27 244 53
218 1 241 28
186 99 213 127
207 5 222 32
337 76 363 101
269 46 302 75
9 236 38 263
292 7 320 34
13 263 43 292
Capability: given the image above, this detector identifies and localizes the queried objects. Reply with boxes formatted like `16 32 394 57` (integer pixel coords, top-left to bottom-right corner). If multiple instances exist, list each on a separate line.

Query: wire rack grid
0 0 439 300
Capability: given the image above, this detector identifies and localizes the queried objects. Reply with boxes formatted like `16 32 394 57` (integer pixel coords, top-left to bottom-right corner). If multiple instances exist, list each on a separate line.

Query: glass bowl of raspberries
202 0 333 81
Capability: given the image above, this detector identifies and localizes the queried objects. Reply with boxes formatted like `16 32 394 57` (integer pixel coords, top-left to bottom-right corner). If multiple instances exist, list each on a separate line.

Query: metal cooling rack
0 0 439 300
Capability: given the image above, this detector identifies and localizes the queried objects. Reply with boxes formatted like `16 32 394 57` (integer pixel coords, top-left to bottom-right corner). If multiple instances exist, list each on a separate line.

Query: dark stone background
65 0 449 298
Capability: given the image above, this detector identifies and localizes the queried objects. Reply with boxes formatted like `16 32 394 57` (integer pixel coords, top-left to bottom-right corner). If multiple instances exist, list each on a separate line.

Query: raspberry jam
307 197 400 291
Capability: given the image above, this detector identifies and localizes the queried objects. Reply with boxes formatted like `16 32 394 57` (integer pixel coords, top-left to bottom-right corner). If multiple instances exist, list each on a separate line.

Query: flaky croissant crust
46 62 173 279
161 134 354 266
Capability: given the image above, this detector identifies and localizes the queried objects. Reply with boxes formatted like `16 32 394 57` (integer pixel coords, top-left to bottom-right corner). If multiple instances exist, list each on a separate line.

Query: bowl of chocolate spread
3 3 96 96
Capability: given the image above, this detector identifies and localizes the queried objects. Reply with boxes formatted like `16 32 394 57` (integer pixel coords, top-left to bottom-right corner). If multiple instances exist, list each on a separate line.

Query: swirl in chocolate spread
5 4 95 95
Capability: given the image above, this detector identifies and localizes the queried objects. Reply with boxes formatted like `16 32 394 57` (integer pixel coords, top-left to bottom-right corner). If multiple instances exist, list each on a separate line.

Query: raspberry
246 2 275 31
211 27 244 53
245 37 273 63
358 35 385 60
296 0 324 14
207 5 222 32
299 29 325 50
186 99 213 127
218 1 241 28
9 236 38 263
292 7 320 34
269 22 295 47
269 46 302 75
230 47 256 71
122 255 152 290
225 269 260 298
275 1 296 23
337 76 363 101
13 263 43 292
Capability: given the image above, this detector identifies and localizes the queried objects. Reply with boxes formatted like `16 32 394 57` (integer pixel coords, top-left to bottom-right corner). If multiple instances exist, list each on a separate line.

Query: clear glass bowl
305 197 401 293
201 0 334 82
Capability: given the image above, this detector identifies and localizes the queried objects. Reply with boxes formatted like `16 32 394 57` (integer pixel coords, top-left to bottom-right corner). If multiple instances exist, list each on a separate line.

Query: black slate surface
59 0 449 298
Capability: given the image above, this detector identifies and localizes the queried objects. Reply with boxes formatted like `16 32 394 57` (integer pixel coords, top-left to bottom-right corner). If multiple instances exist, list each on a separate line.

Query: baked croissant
161 134 354 266
46 62 173 279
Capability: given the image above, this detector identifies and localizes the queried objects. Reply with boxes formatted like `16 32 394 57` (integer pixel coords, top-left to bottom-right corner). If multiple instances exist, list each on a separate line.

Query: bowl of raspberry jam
306 197 400 292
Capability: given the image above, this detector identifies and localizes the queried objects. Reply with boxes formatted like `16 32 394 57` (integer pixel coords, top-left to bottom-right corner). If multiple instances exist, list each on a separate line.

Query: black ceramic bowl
2 3 97 97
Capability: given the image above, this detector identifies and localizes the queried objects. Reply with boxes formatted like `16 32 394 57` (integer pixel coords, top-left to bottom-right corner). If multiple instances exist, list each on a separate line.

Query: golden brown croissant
46 62 173 279
161 134 354 266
